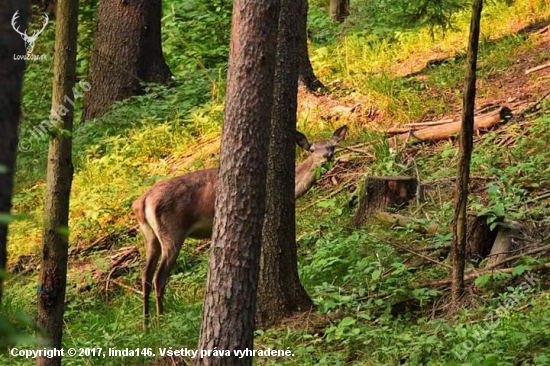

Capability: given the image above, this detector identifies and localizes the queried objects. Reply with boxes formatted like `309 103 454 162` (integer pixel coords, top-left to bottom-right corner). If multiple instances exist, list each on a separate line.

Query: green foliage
5 0 550 365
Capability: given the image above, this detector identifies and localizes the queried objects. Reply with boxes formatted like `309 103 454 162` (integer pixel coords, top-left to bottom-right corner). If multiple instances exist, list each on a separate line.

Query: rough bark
354 177 418 227
451 0 483 306
330 0 350 22
464 215 497 264
195 0 279 365
298 0 326 92
82 0 172 121
35 0 78 364
0 0 28 304
256 0 313 330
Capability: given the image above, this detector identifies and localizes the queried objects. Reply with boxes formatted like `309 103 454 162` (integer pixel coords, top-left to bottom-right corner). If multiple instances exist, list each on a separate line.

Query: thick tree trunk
0 0 28 304
451 0 483 306
330 0 350 22
256 0 313 330
195 0 279 365
298 0 326 92
82 0 172 121
35 0 78 365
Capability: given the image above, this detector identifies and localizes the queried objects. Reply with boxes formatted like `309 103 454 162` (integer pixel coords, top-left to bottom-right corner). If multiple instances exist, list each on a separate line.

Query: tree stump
465 215 498 264
486 222 524 269
354 176 418 227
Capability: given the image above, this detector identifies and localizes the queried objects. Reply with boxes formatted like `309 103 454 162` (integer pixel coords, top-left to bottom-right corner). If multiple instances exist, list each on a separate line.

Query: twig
521 90 550 116
110 279 142 297
525 62 550 75
485 244 550 270
416 262 550 288
389 242 452 270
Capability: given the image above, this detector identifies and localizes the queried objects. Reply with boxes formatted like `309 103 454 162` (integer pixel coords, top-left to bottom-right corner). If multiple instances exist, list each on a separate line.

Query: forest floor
3 1 550 365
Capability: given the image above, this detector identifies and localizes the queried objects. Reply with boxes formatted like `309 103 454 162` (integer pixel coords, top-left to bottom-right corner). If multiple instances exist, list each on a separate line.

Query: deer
132 125 348 326
11 11 49 54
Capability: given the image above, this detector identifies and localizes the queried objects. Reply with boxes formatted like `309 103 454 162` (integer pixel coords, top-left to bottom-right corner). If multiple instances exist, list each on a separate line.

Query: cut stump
355 176 418 227
486 222 524 269
465 214 498 264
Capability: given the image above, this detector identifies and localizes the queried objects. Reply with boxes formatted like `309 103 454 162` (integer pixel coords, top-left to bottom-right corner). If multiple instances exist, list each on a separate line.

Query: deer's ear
332 125 348 144
296 131 311 152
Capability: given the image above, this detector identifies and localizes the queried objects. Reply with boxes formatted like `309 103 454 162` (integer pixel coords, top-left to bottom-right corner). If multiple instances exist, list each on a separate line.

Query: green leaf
512 265 532 276
475 274 491 286
340 317 356 327
371 269 381 280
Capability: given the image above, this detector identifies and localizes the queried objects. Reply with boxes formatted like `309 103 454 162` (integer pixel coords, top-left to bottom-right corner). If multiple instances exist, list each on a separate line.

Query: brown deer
133 126 347 325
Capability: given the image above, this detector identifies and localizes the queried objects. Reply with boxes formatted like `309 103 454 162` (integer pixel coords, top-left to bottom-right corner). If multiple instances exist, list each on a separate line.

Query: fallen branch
416 262 550 288
389 242 452 270
525 62 550 75
394 107 512 143
485 243 550 271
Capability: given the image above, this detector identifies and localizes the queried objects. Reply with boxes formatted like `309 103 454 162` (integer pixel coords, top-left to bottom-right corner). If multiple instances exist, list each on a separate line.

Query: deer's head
12 11 48 54
296 125 348 164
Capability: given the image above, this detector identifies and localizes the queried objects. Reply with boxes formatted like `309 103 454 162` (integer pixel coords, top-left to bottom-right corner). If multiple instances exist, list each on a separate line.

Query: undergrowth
3 0 550 365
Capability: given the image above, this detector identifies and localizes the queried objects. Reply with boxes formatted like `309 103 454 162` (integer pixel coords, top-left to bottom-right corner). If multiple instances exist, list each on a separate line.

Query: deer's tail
132 195 147 225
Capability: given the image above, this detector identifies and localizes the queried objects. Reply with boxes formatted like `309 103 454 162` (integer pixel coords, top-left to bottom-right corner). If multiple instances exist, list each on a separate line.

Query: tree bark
354 177 418 227
330 0 350 22
35 0 78 364
195 0 279 365
451 0 483 307
256 0 313 330
298 0 326 92
82 0 172 121
0 0 29 304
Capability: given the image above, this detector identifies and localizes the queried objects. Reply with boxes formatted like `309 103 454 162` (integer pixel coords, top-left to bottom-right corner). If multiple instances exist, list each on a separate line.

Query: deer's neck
295 156 324 199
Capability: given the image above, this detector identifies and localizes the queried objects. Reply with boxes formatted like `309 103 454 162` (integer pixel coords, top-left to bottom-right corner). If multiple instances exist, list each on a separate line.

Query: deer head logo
11 11 49 54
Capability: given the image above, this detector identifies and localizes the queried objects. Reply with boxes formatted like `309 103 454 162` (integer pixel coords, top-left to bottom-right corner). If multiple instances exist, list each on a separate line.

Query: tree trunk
82 0 172 121
35 0 78 364
0 0 29 304
451 0 483 307
256 0 313 330
298 0 326 92
195 0 279 364
330 0 350 22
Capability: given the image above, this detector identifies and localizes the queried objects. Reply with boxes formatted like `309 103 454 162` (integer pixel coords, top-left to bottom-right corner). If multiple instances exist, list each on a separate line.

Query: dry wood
486 224 523 269
387 119 454 135
394 107 512 143
525 62 550 75
389 242 452 270
354 177 418 227
485 243 550 271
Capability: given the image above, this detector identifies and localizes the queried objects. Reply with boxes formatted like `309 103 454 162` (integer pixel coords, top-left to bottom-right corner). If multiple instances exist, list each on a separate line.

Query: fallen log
394 107 512 144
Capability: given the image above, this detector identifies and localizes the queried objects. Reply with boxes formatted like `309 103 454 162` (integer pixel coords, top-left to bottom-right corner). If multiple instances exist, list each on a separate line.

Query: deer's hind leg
140 222 161 329
152 224 186 316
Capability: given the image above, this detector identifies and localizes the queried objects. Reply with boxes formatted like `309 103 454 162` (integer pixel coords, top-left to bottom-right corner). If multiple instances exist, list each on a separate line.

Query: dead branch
525 62 550 75
394 107 512 143
416 262 550 288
